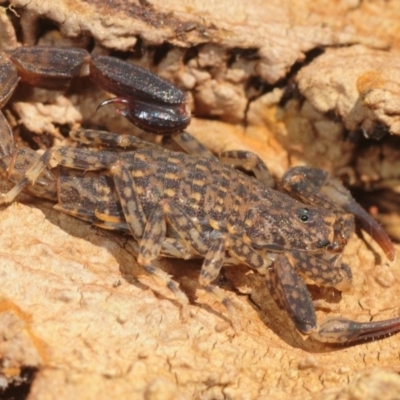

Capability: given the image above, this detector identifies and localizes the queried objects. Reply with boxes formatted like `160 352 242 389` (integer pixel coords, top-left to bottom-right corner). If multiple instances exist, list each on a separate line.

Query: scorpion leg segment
172 131 219 161
0 134 56 201
136 204 189 307
8 47 89 89
226 235 270 273
282 166 395 261
219 150 274 187
199 234 226 285
286 251 352 292
0 53 19 107
110 163 147 239
159 238 196 260
4 46 190 134
70 129 162 150
0 151 50 204
268 254 317 335
138 204 166 264
90 55 186 106
0 147 119 204
199 234 240 329
0 112 14 160
7 147 57 201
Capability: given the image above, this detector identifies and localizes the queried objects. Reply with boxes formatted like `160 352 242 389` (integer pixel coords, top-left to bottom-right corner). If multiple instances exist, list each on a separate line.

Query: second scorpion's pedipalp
89 55 185 105
99 97 191 134
9 47 89 88
3 46 191 135
91 54 190 134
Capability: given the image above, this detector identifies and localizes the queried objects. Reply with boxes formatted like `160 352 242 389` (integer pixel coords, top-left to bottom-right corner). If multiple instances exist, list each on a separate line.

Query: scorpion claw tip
96 97 129 114
344 200 395 261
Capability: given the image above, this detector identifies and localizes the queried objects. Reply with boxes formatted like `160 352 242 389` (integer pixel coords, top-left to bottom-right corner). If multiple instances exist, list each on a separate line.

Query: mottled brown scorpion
0 46 398 344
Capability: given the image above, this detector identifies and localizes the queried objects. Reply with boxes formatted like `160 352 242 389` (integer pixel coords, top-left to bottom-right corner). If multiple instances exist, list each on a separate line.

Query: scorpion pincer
0 46 398 344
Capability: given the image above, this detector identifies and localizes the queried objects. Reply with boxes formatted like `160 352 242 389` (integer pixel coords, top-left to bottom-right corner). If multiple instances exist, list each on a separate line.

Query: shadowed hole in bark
0 366 37 400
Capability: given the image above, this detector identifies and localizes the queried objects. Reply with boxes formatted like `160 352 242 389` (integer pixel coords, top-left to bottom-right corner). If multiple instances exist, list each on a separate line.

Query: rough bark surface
1 1 400 399
297 46 400 138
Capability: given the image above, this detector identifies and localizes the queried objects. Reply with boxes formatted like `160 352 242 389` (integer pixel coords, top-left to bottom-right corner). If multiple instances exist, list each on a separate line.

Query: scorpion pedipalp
97 96 191 134
311 315 400 344
2 46 191 135
269 251 400 344
90 53 191 134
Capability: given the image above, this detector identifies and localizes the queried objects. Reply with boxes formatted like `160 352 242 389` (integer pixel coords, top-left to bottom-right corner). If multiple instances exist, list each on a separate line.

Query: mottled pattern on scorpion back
122 148 255 232
122 148 337 254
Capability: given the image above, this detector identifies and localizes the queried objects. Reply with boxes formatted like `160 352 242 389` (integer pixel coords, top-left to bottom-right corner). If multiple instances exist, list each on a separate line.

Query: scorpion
0 46 399 344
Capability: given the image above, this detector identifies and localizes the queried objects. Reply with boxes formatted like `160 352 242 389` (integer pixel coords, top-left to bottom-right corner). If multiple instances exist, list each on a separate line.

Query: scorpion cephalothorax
0 45 398 344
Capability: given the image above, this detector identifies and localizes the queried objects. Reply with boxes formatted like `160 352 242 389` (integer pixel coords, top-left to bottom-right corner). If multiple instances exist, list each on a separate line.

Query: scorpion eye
297 208 310 222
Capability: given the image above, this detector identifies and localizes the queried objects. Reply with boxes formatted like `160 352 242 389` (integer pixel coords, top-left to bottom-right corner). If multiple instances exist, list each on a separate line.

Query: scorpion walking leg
0 112 14 161
70 128 164 151
268 255 318 336
199 234 273 329
219 150 274 187
0 147 120 204
108 163 191 309
135 203 190 308
147 200 243 327
198 234 241 329
286 250 352 292
172 132 274 187
172 131 219 161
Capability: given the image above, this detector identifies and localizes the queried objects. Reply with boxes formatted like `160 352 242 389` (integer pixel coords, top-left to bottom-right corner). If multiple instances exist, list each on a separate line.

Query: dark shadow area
0 366 37 400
